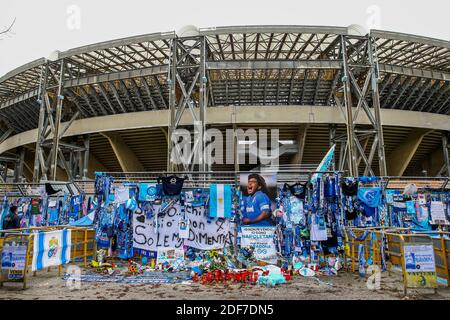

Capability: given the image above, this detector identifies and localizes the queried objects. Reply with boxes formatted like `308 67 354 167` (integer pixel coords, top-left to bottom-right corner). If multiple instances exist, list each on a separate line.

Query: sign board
403 244 437 288
430 201 449 225
1 239 28 284
240 226 277 263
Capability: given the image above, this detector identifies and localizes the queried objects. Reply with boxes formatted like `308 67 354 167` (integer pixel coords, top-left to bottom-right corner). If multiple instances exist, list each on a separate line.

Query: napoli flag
357 187 382 208
311 144 336 184
32 229 72 271
209 184 232 218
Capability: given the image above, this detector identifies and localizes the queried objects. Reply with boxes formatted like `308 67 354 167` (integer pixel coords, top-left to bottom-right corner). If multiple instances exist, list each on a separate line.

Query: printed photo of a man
240 173 276 226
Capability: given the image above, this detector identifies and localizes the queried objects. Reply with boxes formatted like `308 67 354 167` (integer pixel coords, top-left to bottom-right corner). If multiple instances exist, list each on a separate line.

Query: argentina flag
32 229 72 271
209 184 232 218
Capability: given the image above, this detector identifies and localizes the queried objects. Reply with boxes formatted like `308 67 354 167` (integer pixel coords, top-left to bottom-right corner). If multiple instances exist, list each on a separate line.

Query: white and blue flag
209 184 232 218
311 144 335 184
32 229 72 271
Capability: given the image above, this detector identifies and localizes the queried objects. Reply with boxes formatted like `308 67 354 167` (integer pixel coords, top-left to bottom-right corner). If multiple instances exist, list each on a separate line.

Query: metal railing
0 181 81 197
72 169 342 194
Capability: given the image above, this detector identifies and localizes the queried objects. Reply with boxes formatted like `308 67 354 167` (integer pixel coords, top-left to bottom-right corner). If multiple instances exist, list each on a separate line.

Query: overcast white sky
1 0 449 77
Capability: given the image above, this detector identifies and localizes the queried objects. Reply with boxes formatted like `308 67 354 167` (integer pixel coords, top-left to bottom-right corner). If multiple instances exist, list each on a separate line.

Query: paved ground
1 266 449 300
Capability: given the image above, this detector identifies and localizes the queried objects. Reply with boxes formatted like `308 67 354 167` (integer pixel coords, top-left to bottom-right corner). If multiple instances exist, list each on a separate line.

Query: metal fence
0 182 81 197
72 169 340 195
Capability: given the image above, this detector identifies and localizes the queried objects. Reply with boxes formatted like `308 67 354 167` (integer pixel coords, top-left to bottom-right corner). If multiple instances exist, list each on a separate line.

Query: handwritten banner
133 204 183 252
133 203 234 252
184 205 234 250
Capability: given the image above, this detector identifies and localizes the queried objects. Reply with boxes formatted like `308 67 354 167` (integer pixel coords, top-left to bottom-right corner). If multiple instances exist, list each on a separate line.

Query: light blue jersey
242 191 272 226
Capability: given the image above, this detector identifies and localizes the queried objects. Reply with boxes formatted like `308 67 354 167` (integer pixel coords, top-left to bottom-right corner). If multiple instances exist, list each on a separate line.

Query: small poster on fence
240 226 277 264
430 201 449 225
1 241 27 282
403 244 437 288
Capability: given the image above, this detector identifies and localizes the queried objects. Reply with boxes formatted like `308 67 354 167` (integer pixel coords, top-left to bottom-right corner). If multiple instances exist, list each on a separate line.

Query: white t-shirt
310 214 328 241
114 186 130 204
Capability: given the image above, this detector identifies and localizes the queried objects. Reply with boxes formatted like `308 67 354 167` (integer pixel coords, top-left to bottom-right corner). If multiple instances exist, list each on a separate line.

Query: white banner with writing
133 203 234 252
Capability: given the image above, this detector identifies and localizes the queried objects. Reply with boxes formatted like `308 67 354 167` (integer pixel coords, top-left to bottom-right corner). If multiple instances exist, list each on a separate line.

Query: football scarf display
209 184 232 218
283 182 306 200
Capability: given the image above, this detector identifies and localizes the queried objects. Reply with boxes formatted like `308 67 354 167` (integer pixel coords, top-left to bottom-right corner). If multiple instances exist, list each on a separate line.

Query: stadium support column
368 37 387 176
50 61 65 181
387 129 432 176
82 135 90 179
335 34 387 177
101 132 144 172
14 147 25 182
340 36 357 176
329 124 336 171
441 132 450 177
291 124 308 166
33 59 80 182
33 60 66 182
168 38 177 172
199 37 207 172
33 65 47 182
168 34 207 172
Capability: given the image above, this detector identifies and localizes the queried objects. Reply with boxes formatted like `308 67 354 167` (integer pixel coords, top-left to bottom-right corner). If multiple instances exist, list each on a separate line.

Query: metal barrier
413 231 450 286
0 226 96 289
343 227 450 295
343 226 402 272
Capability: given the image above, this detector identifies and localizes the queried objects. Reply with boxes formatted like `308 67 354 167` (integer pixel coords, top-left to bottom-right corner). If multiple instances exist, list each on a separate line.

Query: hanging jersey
114 186 130 204
31 199 40 215
158 176 185 196
48 207 60 225
310 214 328 241
70 195 82 218
242 191 272 226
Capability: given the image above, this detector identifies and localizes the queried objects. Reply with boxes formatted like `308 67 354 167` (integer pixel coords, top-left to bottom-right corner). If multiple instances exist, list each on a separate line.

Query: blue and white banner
357 187 382 208
138 183 159 202
209 184 232 218
32 229 72 271
311 144 335 184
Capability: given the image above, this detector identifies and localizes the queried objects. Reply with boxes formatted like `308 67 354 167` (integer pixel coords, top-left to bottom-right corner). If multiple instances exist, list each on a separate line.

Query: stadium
0 25 449 182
